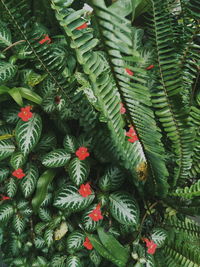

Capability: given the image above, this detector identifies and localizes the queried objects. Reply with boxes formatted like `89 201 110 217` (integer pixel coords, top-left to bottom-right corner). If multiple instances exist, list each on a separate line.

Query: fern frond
88 0 170 195
51 0 148 189
170 179 200 199
146 0 195 185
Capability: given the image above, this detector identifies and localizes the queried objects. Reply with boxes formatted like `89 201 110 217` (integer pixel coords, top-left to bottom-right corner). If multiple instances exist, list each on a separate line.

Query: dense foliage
0 0 200 266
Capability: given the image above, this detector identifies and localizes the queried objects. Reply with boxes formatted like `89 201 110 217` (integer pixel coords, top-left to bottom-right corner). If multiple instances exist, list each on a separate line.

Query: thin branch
2 40 25 53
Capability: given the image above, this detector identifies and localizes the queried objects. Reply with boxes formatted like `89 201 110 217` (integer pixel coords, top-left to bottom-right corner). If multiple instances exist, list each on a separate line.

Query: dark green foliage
0 0 199 266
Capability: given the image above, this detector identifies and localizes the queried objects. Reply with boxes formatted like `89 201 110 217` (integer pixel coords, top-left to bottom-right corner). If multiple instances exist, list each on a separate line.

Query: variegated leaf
109 192 139 226
66 256 81 267
10 151 26 169
82 204 102 232
6 177 17 197
42 149 71 168
12 214 26 234
54 185 94 212
68 158 90 186
63 134 78 153
66 230 85 252
16 114 42 155
151 228 167 248
0 204 14 222
0 140 15 161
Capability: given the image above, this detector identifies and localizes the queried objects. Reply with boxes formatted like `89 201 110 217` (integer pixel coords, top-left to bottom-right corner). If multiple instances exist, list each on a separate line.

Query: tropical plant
0 0 199 266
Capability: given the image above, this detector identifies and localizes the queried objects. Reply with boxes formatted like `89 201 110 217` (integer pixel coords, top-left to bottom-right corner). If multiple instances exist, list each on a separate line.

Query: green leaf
19 87 43 105
44 228 54 247
82 204 103 232
0 204 14 222
63 134 78 153
54 184 94 212
109 192 139 226
88 234 125 267
99 166 124 192
6 177 17 197
68 158 90 186
12 214 26 234
10 152 26 169
89 250 102 266
66 230 85 252
16 113 42 155
20 163 39 198
34 236 46 249
32 169 57 213
34 132 57 152
0 139 15 161
0 168 9 182
0 60 17 83
0 22 12 47
8 87 23 106
97 227 129 265
66 256 82 267
51 255 67 267
151 228 168 248
42 149 71 168
38 207 52 222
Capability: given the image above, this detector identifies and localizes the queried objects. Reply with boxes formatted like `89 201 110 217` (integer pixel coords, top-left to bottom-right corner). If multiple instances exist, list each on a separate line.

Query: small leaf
6 177 17 197
66 256 82 267
68 158 90 186
12 214 26 234
151 228 168 248
0 204 14 222
0 140 15 161
82 204 102 232
19 87 43 105
10 151 26 169
20 163 39 198
0 168 9 182
42 149 71 168
0 22 12 47
54 221 68 240
109 192 139 226
44 228 54 247
89 250 102 266
0 60 17 83
54 184 94 212
16 113 42 155
66 230 85 252
32 169 57 213
63 134 78 153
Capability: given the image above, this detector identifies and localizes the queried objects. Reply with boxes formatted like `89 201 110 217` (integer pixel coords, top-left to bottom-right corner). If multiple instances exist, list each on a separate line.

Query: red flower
89 203 103 222
146 64 154 70
18 106 33 122
83 237 93 250
126 126 138 143
12 168 25 179
0 195 11 201
120 103 126 114
76 23 88 30
125 68 134 76
39 34 51 44
143 238 157 255
78 183 92 197
75 147 90 160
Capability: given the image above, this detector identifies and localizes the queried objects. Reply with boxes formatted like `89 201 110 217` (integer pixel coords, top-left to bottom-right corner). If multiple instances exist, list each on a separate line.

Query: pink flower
12 168 25 179
39 34 51 44
75 147 90 160
146 64 154 70
125 68 134 76
83 237 93 250
143 238 157 255
126 126 139 143
78 183 92 197
0 195 11 201
18 106 33 121
89 204 103 222
120 103 126 114
76 23 88 30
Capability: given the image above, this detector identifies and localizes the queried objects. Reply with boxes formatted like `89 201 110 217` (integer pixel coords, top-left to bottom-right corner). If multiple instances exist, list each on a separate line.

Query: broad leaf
54 185 94 212
10 151 26 169
16 113 42 155
20 163 39 198
0 140 15 161
68 158 90 186
109 192 139 226
42 149 71 168
97 227 129 265
66 230 85 252
32 169 57 213
19 87 43 105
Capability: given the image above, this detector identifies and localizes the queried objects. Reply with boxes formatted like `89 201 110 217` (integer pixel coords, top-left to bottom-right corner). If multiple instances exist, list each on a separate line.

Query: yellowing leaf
54 221 68 240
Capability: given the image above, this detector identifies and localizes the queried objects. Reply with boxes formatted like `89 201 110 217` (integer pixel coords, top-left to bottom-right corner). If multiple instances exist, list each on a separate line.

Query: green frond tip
170 180 200 199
